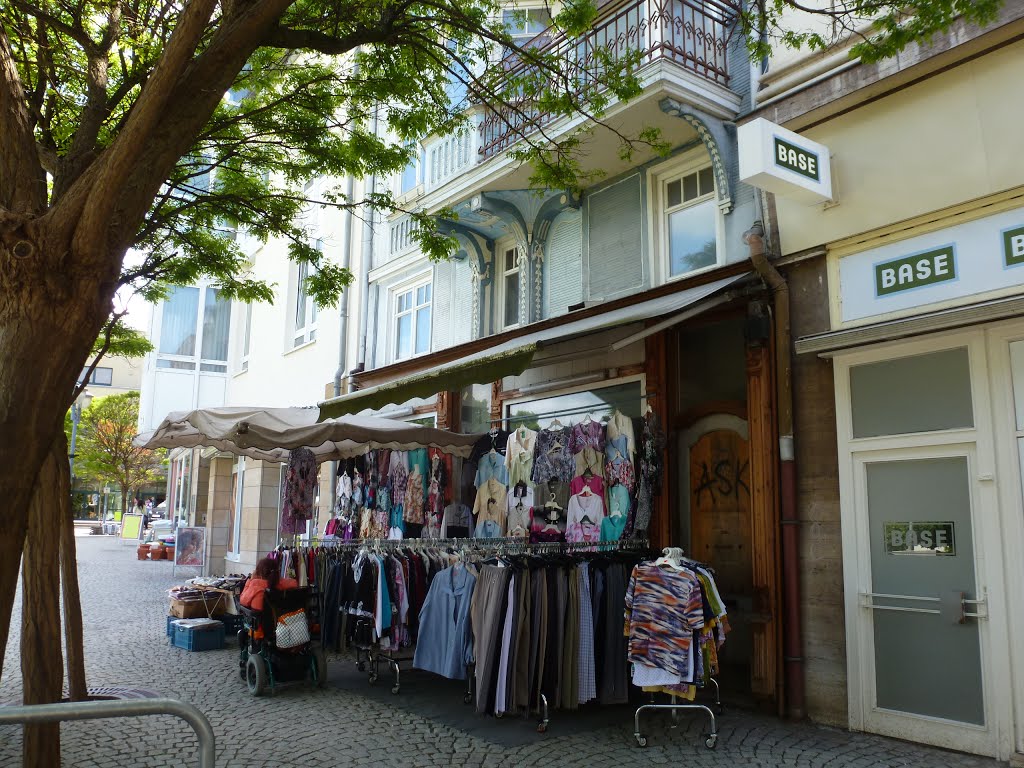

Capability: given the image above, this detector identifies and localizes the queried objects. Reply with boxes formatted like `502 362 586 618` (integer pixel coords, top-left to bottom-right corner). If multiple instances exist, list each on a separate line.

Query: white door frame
832 328 1012 759
982 319 1024 757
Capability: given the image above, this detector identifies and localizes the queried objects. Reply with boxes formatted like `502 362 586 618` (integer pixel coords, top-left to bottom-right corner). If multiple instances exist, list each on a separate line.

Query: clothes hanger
549 418 563 431
654 546 686 571
582 413 593 425
580 484 593 497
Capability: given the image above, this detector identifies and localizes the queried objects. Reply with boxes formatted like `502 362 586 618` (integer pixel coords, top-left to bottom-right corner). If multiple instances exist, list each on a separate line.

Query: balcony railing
479 0 735 160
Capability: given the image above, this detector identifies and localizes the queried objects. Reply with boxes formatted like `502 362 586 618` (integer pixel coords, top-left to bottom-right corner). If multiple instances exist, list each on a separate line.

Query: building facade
752 5 1024 760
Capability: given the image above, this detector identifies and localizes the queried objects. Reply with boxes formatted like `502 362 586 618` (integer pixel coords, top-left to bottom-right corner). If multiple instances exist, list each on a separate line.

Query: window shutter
451 257 473 345
544 211 583 319
432 261 452 351
587 174 643 301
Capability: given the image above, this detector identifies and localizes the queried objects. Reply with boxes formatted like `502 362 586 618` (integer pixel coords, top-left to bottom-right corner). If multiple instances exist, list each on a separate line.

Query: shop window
659 164 719 281
462 383 492 433
500 246 521 329
849 347 973 438
79 366 113 387
505 380 643 430
394 280 432 361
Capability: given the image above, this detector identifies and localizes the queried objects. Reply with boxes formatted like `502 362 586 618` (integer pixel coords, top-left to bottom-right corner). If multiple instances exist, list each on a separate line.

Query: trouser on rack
471 564 511 715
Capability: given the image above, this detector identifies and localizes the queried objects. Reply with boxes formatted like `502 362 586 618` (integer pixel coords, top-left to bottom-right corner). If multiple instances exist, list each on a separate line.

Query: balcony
478 0 736 160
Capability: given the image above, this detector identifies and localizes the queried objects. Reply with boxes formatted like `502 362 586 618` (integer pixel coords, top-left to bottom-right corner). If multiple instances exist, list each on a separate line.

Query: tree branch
0 24 47 213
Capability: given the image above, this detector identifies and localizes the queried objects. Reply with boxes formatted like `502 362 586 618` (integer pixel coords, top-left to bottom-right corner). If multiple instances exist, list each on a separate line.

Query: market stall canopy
318 272 751 419
137 407 485 461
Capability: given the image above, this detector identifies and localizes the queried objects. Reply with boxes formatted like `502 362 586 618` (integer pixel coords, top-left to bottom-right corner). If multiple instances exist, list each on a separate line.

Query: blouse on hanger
606 411 637 461
569 420 606 455
531 426 574 484
403 472 425 524
607 482 631 518
569 474 604 497
566 491 605 528
469 429 510 464
605 457 635 491
506 426 538 486
472 478 507 538
474 452 509 487
389 459 409 501
573 448 605 480
565 521 601 544
506 483 534 537
600 513 627 542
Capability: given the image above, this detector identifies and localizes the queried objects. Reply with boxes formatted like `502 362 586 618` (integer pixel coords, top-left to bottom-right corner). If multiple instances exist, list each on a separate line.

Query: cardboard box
169 595 224 619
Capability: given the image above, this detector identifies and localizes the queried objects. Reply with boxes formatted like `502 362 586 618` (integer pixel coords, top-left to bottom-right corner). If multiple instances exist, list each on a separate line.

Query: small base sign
884 521 955 555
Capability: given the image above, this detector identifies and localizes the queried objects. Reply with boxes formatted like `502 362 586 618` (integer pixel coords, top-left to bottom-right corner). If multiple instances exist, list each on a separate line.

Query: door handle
860 591 987 623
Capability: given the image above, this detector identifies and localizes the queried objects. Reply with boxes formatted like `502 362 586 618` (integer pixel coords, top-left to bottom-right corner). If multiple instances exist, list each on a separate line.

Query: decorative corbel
659 98 736 215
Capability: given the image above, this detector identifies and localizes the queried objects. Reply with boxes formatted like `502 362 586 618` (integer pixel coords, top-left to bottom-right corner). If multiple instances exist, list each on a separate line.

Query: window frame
227 457 245 557
80 366 114 387
650 154 724 285
391 275 433 362
239 302 253 374
500 4 554 49
155 284 231 374
497 242 522 331
292 245 320 349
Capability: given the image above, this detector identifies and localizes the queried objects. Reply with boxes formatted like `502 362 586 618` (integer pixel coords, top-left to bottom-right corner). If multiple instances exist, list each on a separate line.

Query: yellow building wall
776 40 1024 256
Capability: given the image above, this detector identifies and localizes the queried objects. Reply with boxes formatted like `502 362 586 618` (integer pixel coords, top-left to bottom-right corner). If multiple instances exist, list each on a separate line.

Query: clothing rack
492 391 657 427
631 548 724 750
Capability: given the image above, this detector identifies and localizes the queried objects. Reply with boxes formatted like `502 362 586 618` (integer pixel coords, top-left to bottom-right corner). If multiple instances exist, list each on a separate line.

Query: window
159 286 200 357
502 7 552 46
79 366 113 387
156 285 231 372
294 252 319 348
228 458 244 556
663 166 718 279
400 143 420 195
500 246 521 328
240 302 252 373
394 281 432 360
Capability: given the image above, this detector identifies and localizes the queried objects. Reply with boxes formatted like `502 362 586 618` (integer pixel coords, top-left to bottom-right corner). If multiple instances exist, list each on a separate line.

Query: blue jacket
413 565 476 680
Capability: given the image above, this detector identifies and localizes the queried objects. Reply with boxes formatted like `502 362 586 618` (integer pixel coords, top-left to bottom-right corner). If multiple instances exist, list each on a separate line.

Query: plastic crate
219 613 245 636
171 620 225 652
166 615 175 638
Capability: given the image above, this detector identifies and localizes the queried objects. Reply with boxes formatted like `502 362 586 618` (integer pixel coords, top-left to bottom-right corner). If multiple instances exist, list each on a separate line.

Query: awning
795 294 1024 356
137 407 485 461
320 272 751 419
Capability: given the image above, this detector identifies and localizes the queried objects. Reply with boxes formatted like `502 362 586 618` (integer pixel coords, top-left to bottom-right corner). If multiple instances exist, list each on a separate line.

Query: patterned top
403 470 426 524
574 448 605 480
280 447 317 535
531 426 574 484
569 474 604 497
565 521 601 543
566 491 605 528
605 457 635 491
624 564 705 679
569 420 606 455
390 462 409 503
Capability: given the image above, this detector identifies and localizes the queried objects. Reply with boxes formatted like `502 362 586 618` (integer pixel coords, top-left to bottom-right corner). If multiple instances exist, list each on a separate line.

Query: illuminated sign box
739 118 833 204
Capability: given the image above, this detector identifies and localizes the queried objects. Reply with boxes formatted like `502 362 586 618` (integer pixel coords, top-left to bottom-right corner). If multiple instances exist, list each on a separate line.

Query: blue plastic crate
171 620 225 652
166 615 175 638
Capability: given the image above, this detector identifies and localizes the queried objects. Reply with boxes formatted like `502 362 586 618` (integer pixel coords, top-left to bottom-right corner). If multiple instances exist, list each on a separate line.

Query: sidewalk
0 536 1006 767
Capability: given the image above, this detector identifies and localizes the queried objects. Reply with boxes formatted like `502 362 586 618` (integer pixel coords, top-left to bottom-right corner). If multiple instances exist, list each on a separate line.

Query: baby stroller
238 587 327 696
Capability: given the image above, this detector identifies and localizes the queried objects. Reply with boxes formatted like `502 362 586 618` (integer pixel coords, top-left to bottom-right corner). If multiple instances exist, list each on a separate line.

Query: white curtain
201 288 231 361
159 286 200 356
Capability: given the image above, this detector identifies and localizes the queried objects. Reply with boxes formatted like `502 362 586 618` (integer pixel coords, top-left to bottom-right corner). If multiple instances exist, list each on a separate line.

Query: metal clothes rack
631 548 724 750
300 536 651 729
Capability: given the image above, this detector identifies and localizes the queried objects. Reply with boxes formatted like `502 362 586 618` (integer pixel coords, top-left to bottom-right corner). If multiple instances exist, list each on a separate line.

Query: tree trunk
59 432 88 702
22 440 66 766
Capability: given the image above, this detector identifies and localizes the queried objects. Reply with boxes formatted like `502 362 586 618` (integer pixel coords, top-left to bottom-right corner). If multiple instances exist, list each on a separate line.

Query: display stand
633 681 722 749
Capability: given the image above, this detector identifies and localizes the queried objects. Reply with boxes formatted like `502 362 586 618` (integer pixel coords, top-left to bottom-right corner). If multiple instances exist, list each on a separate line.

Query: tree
0 0 1006 762
76 393 165 518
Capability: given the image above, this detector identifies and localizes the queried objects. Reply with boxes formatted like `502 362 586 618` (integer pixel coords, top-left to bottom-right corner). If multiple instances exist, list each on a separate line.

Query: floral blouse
605 457 635 491
403 471 426 524
531 426 574 484
569 420 606 455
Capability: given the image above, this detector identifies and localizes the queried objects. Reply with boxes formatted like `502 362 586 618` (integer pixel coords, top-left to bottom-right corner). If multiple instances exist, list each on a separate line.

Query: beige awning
137 407 484 461
319 272 750 419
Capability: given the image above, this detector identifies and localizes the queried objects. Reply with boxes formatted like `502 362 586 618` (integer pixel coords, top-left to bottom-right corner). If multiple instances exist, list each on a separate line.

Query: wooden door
690 429 754 695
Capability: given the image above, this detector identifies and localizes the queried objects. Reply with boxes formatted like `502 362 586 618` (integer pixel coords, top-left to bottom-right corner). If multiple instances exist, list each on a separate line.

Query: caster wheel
368 673 378 685
704 735 718 750
495 711 504 719
238 668 246 681
635 735 648 748
391 685 401 695
463 693 473 705
536 723 548 734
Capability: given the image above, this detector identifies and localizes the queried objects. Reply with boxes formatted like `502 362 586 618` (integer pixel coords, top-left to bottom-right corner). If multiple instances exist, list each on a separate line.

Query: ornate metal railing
479 0 735 160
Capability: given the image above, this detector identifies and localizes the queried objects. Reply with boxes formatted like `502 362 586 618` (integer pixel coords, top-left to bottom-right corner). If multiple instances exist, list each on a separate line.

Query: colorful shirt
389 461 409 502
600 513 627 542
624 564 705 680
605 457 635 491
569 420 606 455
403 471 425 524
565 521 601 543
606 411 636 461
531 426 573 484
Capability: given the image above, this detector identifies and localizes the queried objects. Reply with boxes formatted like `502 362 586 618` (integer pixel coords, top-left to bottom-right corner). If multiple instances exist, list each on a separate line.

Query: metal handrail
0 698 215 767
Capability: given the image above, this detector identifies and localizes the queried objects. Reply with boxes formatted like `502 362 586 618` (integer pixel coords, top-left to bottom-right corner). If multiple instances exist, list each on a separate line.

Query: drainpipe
352 104 379 387
744 219 804 721
330 171 356 508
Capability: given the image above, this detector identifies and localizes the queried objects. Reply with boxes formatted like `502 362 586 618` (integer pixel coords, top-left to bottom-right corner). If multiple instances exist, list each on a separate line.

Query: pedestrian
142 498 152 530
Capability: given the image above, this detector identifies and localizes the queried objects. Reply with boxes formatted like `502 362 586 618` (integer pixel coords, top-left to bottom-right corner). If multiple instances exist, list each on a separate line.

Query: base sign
739 118 832 204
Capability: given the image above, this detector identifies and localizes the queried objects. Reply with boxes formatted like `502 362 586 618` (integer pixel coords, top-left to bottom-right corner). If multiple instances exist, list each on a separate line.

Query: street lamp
68 388 94 489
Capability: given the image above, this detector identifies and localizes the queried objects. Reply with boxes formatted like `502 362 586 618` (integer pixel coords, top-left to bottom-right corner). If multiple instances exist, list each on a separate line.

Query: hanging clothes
568 419 606 455
506 483 534 537
473 478 507 538
606 410 636 461
531 426 574 484
474 451 509 487
280 448 317 536
469 429 510 464
506 426 538 486
413 563 477 679
573 448 605 481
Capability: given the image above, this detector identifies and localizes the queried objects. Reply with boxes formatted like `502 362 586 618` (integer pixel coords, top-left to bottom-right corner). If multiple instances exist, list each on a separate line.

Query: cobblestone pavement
0 536 1007 767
